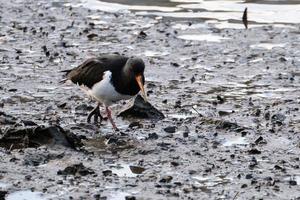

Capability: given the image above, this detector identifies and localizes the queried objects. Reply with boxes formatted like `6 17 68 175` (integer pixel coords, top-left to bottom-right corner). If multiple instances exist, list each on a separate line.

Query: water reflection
76 0 300 26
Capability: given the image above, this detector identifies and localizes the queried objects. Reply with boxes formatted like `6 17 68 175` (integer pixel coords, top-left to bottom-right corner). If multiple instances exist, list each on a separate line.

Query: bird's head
125 57 147 102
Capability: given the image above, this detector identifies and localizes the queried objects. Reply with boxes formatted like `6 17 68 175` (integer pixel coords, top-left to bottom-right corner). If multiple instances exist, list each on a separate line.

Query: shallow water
6 191 55 200
77 0 300 28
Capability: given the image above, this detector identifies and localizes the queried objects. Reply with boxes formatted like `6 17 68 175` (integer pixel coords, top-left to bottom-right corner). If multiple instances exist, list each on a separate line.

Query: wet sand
0 0 300 199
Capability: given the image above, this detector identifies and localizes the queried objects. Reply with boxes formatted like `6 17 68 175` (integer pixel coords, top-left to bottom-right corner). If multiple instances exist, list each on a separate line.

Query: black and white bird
62 54 147 130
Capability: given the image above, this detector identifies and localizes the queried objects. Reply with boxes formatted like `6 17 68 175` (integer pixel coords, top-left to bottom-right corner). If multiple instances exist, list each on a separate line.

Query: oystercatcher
62 54 147 130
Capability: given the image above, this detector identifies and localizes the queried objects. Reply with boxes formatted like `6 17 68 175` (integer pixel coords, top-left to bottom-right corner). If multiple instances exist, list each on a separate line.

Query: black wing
65 54 128 88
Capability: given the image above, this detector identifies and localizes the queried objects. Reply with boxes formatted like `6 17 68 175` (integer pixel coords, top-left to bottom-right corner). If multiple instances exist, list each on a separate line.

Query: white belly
84 71 133 106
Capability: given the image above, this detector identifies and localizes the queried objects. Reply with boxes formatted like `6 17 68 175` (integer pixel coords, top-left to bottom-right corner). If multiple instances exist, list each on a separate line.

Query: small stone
289 180 297 186
125 196 136 200
102 170 112 176
159 175 173 183
217 95 225 104
128 121 142 128
170 161 179 167
87 33 98 40
25 175 31 180
171 62 180 67
164 126 176 133
147 133 158 140
183 131 189 138
138 31 147 39
245 174 253 179
129 166 145 174
248 149 261 154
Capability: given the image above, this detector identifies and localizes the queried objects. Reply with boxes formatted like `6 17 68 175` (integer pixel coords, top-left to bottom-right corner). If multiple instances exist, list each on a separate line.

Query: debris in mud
164 126 176 133
118 95 165 120
102 170 113 176
289 180 297 186
0 125 83 150
248 148 261 155
87 33 98 40
271 113 286 125
57 163 95 176
138 31 147 39
159 175 173 183
23 153 65 166
125 196 136 200
128 121 143 128
147 132 159 140
216 121 239 130
254 136 266 145
0 111 16 125
0 191 7 200
83 135 135 153
129 166 145 174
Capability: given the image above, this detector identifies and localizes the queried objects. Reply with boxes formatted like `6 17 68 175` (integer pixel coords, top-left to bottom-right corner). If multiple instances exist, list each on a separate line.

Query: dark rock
254 136 265 145
159 175 173 183
21 120 37 126
8 88 17 92
102 170 112 176
248 149 261 154
58 102 67 108
174 100 181 108
118 95 164 120
0 125 83 150
170 161 179 167
274 165 285 171
147 133 158 140
171 62 180 67
183 131 189 138
249 157 258 169
138 31 147 39
128 121 142 128
25 175 32 180
217 95 225 104
129 166 145 174
289 180 297 186
125 196 136 200
271 113 286 125
0 111 17 125
87 33 98 40
24 153 64 166
264 112 270 120
279 57 287 62
245 174 253 179
0 190 7 200
57 163 94 176
164 126 176 133
216 121 239 130
190 76 195 83
106 137 127 146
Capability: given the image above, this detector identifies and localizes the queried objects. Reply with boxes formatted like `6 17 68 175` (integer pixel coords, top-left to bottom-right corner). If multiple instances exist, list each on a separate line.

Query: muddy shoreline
0 0 300 199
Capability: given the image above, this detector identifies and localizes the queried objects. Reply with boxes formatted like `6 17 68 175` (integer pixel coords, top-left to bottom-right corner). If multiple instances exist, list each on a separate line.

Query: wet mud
0 0 300 199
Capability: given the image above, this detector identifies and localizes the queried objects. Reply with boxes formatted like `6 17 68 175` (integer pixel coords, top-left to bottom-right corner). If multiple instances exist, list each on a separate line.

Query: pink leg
105 106 118 130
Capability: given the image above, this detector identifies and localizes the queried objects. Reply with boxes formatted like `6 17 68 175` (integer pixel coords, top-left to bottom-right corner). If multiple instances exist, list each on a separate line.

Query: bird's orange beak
135 74 147 102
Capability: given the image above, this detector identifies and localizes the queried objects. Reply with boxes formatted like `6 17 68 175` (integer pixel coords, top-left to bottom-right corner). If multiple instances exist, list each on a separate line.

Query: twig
192 106 203 117
233 192 239 200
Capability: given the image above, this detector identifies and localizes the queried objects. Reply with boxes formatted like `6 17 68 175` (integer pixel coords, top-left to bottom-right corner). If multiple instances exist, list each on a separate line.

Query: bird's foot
87 106 103 124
